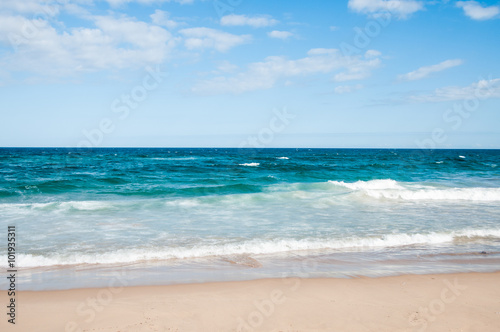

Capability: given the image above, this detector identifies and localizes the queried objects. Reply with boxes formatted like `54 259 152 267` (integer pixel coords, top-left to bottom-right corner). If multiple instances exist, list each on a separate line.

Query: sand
1 272 499 332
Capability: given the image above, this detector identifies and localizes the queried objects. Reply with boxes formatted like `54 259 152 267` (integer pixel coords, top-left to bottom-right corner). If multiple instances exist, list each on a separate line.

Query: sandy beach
2 271 499 332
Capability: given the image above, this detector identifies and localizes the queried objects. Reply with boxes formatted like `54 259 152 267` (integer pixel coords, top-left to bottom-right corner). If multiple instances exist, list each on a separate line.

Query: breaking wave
12 229 500 268
329 179 500 201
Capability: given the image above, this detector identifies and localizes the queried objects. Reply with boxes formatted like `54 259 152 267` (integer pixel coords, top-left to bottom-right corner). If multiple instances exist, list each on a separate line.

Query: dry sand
1 272 499 332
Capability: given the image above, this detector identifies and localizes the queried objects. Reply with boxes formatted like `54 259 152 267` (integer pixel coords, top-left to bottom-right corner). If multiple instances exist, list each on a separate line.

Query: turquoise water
1 148 499 290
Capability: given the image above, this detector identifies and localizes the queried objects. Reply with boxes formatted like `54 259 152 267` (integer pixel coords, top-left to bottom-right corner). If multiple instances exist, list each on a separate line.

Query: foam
364 187 500 201
328 179 500 201
165 199 200 207
329 179 404 190
239 163 260 167
59 201 114 210
11 229 500 268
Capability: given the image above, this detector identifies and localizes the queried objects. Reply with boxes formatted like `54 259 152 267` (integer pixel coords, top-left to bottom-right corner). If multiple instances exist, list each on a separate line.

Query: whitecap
328 179 500 201
239 163 260 167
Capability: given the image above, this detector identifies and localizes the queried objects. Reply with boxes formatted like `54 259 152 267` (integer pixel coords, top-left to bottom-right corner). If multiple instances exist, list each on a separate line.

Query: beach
2 272 499 331
3 0 500 329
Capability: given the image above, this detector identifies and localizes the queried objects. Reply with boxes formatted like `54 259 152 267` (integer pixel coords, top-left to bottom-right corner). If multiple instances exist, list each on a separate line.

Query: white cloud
216 60 238 73
365 49 382 58
220 14 278 28
192 49 382 94
334 84 363 94
150 10 179 29
0 0 60 15
333 50 381 82
348 0 424 18
412 78 500 102
399 59 463 81
179 27 251 52
63 3 92 18
106 0 194 6
268 30 293 39
94 16 173 51
456 1 499 20
0 14 175 75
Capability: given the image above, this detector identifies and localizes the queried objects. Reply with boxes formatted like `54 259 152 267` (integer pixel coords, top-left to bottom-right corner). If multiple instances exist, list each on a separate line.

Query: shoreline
7 250 500 291
2 271 499 331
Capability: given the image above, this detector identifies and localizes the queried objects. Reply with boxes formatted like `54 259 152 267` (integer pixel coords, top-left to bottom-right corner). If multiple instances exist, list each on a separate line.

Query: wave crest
329 179 500 201
11 229 500 268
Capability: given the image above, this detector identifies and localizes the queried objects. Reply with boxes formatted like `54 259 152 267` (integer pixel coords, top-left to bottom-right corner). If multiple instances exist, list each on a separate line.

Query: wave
276 157 289 160
328 179 500 201
11 229 500 268
0 200 118 212
239 163 260 167
2 178 500 215
329 179 403 190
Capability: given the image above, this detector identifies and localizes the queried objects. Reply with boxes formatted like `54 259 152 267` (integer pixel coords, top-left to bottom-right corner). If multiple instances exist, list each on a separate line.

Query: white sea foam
152 157 198 161
329 179 404 190
364 187 500 201
165 199 200 207
328 179 500 201
276 157 289 160
11 229 500 268
59 201 113 210
239 163 260 167
28 201 115 211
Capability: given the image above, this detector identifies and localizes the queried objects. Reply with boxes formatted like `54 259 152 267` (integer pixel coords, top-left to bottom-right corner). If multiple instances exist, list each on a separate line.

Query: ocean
1 148 499 290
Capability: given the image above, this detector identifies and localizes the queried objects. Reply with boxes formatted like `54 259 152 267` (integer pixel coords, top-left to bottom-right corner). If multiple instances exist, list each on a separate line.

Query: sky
0 0 499 148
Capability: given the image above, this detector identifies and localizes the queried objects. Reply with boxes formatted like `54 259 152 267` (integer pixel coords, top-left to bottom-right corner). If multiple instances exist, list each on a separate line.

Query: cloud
220 14 278 28
216 60 238 73
348 0 424 18
0 14 175 75
411 78 500 102
94 15 173 51
333 49 381 82
0 0 60 15
106 0 194 6
456 1 499 20
179 27 251 52
267 30 293 39
365 49 382 58
192 49 382 94
334 84 363 94
150 10 179 29
0 2 251 78
399 59 463 81
0 0 194 15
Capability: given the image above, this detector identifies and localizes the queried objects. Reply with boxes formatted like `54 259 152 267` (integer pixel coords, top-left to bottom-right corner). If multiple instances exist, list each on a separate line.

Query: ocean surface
1 148 499 290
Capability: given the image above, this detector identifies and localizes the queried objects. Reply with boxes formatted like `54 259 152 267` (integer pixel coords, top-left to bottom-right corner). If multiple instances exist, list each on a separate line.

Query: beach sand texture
2 272 499 332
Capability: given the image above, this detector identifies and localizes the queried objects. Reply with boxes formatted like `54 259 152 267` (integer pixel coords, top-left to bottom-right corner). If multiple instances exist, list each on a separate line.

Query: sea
1 148 499 290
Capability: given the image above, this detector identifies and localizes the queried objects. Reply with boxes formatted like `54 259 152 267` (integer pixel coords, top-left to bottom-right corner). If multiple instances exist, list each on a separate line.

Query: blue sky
1 0 499 148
